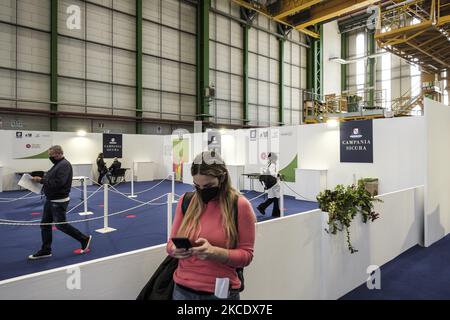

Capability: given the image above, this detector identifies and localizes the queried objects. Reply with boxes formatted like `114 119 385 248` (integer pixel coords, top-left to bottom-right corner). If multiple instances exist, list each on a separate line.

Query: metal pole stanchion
171 171 176 203
96 184 116 233
167 192 173 241
78 177 93 216
128 163 137 198
280 179 284 217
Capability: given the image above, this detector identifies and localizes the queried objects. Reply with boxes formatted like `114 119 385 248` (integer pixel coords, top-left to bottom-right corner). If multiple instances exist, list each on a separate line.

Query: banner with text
13 131 53 159
340 120 373 163
103 134 123 158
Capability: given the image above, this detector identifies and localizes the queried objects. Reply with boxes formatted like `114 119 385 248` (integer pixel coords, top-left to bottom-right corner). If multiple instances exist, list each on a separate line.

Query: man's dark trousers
41 200 88 252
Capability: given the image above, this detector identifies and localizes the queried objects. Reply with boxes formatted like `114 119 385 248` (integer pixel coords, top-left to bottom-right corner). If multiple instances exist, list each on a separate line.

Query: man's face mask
48 153 58 164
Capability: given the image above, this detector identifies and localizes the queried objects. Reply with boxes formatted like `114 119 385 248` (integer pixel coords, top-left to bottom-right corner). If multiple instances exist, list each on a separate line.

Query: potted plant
316 180 382 253
359 177 379 196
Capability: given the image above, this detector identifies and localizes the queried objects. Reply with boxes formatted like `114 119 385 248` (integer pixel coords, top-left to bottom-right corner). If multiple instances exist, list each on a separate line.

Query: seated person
107 158 122 184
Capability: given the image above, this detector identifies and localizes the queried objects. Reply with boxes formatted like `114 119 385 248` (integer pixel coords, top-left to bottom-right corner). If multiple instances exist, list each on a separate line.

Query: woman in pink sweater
167 151 256 300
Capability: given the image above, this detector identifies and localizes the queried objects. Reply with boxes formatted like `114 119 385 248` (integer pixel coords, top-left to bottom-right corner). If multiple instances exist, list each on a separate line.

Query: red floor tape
31 212 41 216
126 214 137 218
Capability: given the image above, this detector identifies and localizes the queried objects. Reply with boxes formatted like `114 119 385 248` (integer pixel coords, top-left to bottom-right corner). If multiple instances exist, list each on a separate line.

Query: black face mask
196 186 220 204
49 156 58 164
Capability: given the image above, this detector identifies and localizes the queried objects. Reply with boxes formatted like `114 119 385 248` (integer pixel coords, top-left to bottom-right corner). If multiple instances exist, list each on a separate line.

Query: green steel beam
197 0 210 122
50 0 58 131
243 24 249 125
312 25 323 97
367 30 375 108
279 37 285 126
306 41 313 91
136 0 143 134
341 32 347 93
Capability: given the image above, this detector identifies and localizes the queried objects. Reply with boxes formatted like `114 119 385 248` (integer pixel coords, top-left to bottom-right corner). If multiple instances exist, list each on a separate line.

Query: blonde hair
177 151 240 248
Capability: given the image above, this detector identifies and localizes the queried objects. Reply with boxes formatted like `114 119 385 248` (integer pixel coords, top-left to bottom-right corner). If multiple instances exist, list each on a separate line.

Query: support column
50 0 58 131
312 25 323 97
243 24 249 126
136 0 143 134
341 32 347 93
196 0 210 122
367 30 375 108
306 40 313 91
279 37 285 126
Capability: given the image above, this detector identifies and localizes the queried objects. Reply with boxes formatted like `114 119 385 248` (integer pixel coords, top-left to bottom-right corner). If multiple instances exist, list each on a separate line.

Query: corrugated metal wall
0 0 308 132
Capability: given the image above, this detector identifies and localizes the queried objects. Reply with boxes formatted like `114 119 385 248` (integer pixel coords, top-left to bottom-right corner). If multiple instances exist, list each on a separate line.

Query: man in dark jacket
107 157 122 185
29 145 92 260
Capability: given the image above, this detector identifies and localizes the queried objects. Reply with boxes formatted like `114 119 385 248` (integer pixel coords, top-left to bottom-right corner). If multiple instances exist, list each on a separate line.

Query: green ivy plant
316 180 382 254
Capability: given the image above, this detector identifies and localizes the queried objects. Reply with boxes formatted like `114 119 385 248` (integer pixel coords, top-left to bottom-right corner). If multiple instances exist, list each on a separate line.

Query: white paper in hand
18 174 43 194
214 278 229 299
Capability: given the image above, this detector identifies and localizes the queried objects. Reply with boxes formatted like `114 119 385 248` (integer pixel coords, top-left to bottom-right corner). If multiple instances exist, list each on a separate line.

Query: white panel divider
0 186 424 300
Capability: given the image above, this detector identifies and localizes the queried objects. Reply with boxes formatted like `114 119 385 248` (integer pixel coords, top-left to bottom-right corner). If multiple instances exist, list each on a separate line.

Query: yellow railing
380 0 430 31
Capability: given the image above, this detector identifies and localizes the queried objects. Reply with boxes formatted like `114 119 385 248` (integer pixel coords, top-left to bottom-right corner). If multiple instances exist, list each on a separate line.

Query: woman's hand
191 238 216 260
171 243 193 260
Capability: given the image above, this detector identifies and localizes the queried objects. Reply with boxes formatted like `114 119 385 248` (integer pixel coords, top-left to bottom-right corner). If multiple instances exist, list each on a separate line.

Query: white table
72 163 93 186
134 161 155 181
294 169 328 201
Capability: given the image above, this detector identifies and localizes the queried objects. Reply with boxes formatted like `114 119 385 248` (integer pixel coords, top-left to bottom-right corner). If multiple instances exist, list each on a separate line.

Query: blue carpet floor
0 180 318 281
340 234 450 300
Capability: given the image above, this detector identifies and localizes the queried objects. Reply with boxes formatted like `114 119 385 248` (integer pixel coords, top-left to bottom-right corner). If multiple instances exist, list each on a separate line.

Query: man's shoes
80 235 92 253
257 205 266 215
28 250 52 260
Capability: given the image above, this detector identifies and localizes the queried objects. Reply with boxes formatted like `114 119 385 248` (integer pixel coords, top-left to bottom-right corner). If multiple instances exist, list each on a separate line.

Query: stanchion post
128 162 137 198
96 184 116 233
171 171 176 203
78 177 93 216
280 179 284 217
167 192 173 241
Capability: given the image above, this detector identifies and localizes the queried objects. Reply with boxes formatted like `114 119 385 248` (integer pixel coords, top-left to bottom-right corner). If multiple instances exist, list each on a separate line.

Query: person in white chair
256 152 281 217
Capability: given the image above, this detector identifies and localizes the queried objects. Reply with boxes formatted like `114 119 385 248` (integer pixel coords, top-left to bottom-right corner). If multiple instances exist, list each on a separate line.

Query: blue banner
340 120 373 163
103 134 123 158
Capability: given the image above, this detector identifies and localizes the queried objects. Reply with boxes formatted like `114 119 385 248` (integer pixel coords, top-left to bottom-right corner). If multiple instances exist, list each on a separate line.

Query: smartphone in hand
171 237 193 250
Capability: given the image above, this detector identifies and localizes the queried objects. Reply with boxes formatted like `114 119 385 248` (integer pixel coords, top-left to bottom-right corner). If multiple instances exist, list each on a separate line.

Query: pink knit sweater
166 194 256 293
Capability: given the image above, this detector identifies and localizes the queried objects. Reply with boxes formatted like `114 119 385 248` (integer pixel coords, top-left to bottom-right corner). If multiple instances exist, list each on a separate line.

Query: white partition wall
297 117 426 195
122 134 165 180
0 186 424 299
0 130 166 190
424 98 450 246
320 186 424 299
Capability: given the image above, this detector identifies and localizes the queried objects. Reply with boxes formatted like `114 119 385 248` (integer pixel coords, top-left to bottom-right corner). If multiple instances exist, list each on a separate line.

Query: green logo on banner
15 150 49 160
279 155 298 183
